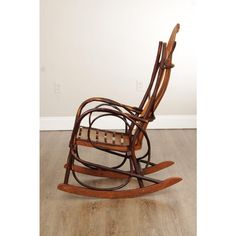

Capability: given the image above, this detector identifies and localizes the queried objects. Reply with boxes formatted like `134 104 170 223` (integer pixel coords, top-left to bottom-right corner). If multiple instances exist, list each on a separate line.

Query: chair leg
130 150 144 188
58 148 183 198
63 151 74 184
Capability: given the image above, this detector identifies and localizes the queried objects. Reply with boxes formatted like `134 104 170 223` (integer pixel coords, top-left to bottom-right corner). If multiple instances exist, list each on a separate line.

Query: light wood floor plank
40 129 196 236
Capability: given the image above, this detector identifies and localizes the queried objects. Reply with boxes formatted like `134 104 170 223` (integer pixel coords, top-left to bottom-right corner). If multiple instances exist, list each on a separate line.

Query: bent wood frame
57 24 182 198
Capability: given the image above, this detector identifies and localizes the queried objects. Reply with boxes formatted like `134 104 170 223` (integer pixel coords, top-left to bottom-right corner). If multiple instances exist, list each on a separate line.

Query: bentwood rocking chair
58 24 182 198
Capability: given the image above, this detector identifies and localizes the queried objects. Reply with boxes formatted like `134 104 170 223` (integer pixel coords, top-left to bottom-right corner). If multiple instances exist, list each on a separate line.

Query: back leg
130 149 144 188
63 150 74 184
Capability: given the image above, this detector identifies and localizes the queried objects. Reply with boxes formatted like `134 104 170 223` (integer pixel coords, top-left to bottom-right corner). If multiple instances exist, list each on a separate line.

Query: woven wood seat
76 126 141 151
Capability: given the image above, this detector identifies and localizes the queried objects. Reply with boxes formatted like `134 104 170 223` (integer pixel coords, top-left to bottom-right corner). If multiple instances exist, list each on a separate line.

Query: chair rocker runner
58 24 182 198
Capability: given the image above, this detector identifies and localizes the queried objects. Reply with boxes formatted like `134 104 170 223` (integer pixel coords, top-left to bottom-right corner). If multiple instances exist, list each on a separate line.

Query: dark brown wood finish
57 24 182 198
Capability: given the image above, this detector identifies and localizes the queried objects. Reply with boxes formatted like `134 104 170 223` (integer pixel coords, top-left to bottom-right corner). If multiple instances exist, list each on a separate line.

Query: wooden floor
40 129 196 236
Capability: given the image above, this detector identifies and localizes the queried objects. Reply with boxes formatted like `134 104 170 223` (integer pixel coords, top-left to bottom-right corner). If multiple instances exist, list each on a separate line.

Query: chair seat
76 126 141 152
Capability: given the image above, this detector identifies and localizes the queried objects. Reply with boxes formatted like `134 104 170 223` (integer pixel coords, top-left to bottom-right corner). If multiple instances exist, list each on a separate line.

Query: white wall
40 0 196 127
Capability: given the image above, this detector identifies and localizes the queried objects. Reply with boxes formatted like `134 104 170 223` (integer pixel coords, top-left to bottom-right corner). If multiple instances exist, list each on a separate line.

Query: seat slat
121 134 124 144
112 132 115 144
104 131 107 143
75 126 141 151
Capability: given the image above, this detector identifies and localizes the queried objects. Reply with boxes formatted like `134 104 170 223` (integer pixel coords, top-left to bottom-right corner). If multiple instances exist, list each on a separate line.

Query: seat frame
58 24 182 198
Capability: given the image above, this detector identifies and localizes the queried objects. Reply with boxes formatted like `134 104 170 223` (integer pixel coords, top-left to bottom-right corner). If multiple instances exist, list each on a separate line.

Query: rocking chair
58 24 182 198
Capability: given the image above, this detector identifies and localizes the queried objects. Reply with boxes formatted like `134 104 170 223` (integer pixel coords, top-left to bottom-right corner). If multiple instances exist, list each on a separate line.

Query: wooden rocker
58 24 182 198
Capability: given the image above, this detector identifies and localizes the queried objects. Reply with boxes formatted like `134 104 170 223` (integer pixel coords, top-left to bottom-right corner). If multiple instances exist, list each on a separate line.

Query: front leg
63 149 74 184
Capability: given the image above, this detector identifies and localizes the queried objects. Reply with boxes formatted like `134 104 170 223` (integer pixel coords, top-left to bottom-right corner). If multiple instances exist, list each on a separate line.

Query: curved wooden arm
79 107 148 125
76 97 142 117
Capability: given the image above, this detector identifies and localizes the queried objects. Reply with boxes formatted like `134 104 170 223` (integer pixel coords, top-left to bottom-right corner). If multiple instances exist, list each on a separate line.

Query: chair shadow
55 194 178 236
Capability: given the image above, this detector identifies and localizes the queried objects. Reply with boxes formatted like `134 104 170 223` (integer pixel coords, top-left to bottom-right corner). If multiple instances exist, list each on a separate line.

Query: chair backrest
133 24 180 145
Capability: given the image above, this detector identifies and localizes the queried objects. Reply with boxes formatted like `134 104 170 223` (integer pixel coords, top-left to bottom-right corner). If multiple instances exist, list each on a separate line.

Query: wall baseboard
40 115 196 131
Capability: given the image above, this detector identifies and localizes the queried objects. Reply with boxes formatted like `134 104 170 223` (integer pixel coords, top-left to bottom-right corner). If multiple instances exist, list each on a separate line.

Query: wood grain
58 177 182 199
40 129 196 236
64 160 175 179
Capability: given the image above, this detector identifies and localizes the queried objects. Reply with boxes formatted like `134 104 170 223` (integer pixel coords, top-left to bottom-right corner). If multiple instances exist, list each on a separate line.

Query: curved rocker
58 24 182 198
64 161 175 179
57 177 182 199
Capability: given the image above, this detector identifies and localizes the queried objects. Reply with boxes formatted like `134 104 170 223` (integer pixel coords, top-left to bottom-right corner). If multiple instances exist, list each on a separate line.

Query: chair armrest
76 97 142 117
